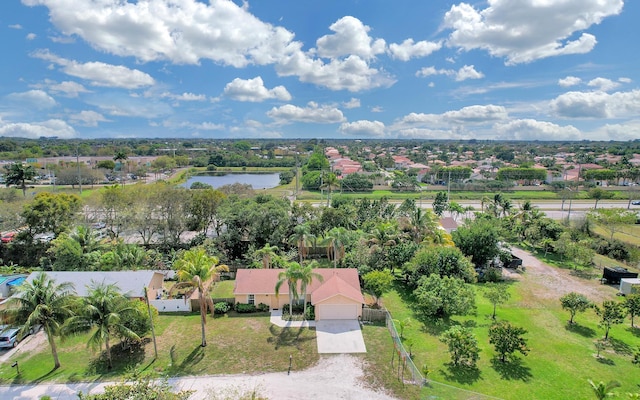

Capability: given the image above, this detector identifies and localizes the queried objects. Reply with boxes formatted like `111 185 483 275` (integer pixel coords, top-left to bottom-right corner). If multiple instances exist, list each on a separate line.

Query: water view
184 172 281 189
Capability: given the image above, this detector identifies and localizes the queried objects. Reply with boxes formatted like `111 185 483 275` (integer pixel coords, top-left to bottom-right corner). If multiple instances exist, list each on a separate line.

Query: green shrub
214 302 231 314
256 303 269 312
235 303 257 313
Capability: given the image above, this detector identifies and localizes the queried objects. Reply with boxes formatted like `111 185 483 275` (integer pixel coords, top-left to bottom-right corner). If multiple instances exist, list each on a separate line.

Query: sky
0 0 639 141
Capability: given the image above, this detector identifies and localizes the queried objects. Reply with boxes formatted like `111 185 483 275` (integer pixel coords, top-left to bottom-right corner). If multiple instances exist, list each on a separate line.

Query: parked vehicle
0 328 20 348
1 232 16 243
631 200 640 205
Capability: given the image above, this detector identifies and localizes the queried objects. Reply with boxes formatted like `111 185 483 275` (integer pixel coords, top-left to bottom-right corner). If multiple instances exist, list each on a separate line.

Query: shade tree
560 292 592 325
594 300 626 340
488 321 530 363
413 274 476 319
440 326 480 368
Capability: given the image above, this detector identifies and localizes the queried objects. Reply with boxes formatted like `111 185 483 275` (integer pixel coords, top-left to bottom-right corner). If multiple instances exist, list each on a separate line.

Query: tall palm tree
409 208 438 244
63 282 141 369
275 262 303 316
254 243 279 269
288 224 315 263
321 172 340 206
323 227 352 268
172 247 228 347
298 262 323 317
113 150 128 186
4 272 75 369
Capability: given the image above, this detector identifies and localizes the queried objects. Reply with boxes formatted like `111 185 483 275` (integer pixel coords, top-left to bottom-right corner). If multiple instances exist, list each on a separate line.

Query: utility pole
76 143 82 194
143 286 158 359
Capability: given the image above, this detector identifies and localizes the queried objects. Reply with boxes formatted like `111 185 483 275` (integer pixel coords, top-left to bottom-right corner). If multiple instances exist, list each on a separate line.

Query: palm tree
323 227 352 268
588 379 620 400
63 282 141 369
4 162 36 196
4 272 75 369
321 172 340 206
288 224 315 263
172 247 228 347
408 208 438 244
113 150 128 186
254 243 279 269
298 262 323 317
275 262 303 316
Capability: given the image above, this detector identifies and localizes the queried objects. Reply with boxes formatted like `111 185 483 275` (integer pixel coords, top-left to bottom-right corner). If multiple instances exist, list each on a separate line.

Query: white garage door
317 304 358 320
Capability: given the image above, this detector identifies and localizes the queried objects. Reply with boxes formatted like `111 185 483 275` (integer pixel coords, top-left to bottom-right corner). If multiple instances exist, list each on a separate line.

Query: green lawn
0 312 318 384
211 280 235 298
382 281 640 400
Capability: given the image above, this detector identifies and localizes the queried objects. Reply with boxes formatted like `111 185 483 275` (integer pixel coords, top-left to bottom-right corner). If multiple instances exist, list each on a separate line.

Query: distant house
439 217 459 233
234 268 364 320
24 270 165 300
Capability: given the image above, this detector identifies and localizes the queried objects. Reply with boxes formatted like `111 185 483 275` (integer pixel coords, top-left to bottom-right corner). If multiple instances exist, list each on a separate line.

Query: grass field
382 279 640 400
0 312 318 384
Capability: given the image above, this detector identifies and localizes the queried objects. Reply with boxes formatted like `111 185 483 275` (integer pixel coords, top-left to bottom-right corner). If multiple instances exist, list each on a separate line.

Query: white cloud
588 120 640 141
26 33 37 40
454 65 483 81
587 77 620 92
9 24 22 29
342 98 361 109
47 80 90 97
32 50 155 89
443 0 623 64
315 16 386 60
339 120 386 137
7 90 57 109
159 92 207 102
395 105 508 129
267 102 345 124
224 76 291 102
0 118 76 138
619 77 632 83
69 110 108 127
416 65 483 81
494 119 581 140
371 106 384 113
558 76 582 87
388 38 442 61
550 89 640 118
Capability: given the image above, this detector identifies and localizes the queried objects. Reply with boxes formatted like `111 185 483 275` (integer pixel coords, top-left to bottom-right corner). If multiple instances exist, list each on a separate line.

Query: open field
382 251 640 400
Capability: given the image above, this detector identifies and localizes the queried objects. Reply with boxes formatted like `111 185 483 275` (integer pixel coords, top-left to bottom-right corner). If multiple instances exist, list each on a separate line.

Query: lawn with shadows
383 277 640 399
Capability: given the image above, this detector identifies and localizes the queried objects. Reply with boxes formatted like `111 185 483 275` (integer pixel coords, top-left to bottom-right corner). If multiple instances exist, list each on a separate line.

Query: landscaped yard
0 312 318 384
382 261 640 399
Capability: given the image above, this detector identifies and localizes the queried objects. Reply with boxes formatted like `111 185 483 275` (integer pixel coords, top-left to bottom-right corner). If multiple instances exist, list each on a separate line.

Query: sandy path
0 354 396 400
508 247 615 302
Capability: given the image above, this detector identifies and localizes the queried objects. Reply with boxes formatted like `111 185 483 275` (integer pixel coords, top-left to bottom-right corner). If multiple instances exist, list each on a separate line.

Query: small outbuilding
619 278 640 296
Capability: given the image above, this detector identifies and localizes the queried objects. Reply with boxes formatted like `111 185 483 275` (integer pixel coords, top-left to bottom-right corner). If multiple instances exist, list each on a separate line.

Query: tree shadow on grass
608 337 633 355
171 345 205 374
564 323 596 338
595 356 615 366
627 326 640 338
85 339 148 377
569 269 597 280
267 325 313 350
439 363 482 385
490 357 532 382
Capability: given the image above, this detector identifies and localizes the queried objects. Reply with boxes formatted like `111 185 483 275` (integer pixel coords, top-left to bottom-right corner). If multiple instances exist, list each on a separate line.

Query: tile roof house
234 268 364 320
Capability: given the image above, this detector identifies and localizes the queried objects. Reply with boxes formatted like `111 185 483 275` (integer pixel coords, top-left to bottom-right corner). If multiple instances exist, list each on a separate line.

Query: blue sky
1 0 638 140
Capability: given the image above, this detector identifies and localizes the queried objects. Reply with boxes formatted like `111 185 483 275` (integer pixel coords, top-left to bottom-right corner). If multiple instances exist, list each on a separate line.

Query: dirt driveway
508 248 616 302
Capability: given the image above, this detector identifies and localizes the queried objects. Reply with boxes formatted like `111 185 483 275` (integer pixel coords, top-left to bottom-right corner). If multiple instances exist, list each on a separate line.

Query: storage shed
619 278 640 295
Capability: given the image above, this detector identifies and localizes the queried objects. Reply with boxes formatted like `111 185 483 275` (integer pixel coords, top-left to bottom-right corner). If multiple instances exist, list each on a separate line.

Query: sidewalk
269 310 316 328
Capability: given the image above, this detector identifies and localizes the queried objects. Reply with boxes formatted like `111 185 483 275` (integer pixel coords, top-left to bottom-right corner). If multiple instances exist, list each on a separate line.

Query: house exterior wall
147 273 165 299
314 295 362 320
234 293 310 310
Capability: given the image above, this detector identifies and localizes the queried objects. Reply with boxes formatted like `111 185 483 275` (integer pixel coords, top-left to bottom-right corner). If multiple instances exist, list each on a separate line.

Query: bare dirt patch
509 248 615 303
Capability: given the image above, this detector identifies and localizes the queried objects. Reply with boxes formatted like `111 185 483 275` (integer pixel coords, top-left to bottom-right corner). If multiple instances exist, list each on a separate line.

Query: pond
184 172 281 189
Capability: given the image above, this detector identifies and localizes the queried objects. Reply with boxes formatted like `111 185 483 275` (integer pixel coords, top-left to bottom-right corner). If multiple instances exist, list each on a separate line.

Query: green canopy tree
483 284 511 320
624 294 640 328
440 326 480 368
4 272 75 369
298 262 323 316
594 300 626 340
488 321 530 363
560 292 592 325
363 270 394 306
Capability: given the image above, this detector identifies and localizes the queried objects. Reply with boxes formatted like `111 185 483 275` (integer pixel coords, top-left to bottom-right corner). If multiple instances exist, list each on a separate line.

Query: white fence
150 299 192 313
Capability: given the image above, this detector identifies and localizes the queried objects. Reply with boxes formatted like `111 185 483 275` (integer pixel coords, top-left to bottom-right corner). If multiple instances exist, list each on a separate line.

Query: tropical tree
63 282 142 369
625 294 640 328
413 274 476 319
288 224 315 263
4 272 75 369
321 172 339 206
172 247 228 347
4 162 36 196
560 292 592 325
432 192 448 216
483 284 511 320
594 300 626 340
363 270 394 306
298 262 323 316
275 261 303 316
440 326 480 368
254 243 279 269
323 226 353 268
488 321 530 362
588 379 621 400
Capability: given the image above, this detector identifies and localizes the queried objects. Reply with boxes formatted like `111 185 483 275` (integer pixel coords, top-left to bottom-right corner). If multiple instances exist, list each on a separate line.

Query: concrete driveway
315 320 366 354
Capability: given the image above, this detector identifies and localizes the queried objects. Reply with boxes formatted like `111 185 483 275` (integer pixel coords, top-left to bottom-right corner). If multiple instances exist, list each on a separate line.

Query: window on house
248 294 255 305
